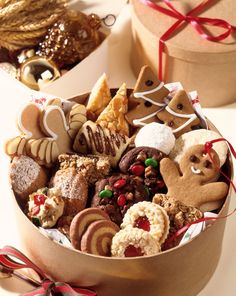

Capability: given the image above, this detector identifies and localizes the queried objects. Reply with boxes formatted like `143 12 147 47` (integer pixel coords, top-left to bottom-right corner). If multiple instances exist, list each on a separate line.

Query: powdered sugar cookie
50 168 88 216
9 155 48 201
134 122 175 155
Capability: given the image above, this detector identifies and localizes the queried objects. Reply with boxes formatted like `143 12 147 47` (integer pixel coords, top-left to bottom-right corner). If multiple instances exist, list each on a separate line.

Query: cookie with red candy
111 227 161 257
91 174 150 225
119 146 167 195
121 201 169 244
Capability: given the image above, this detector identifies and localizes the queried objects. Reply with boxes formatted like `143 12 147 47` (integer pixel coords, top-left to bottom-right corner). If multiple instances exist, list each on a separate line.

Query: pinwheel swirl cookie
70 208 119 256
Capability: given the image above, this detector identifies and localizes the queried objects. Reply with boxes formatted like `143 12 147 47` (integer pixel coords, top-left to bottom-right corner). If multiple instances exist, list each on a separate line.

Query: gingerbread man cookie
160 144 229 212
5 102 46 157
157 90 201 138
125 65 169 126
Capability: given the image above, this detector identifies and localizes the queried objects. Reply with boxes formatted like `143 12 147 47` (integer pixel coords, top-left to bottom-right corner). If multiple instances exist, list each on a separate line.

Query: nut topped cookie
91 174 150 225
119 147 166 195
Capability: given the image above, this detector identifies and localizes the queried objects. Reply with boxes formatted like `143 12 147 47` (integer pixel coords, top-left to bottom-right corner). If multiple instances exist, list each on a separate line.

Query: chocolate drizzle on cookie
73 121 130 167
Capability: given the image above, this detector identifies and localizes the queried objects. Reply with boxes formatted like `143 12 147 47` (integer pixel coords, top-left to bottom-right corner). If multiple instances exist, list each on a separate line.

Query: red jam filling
31 205 40 216
134 216 150 232
124 245 144 257
34 194 46 206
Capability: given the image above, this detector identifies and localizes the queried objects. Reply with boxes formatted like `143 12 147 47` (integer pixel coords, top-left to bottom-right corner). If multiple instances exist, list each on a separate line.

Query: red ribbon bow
139 0 236 81
0 246 96 296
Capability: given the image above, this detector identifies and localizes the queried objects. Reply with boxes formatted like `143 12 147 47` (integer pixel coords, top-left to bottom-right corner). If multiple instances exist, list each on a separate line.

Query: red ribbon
0 246 96 296
139 0 236 81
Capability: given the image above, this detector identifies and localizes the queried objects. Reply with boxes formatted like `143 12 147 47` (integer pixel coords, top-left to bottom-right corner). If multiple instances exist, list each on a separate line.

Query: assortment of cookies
5 66 230 258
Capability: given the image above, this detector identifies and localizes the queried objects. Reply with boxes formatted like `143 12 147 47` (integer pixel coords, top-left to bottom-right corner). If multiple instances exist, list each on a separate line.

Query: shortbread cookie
91 174 150 225
157 90 201 138
121 201 169 244
134 122 175 154
9 155 48 201
96 83 129 136
81 220 120 256
28 187 64 228
86 73 112 117
169 129 228 167
125 65 169 126
58 154 111 185
73 121 130 167
5 103 46 158
160 145 229 212
70 208 110 250
153 194 203 233
111 228 160 257
119 146 166 195
50 168 88 216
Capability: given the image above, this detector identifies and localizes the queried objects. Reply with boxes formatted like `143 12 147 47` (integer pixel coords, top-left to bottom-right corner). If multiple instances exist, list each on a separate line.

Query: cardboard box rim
11 89 234 296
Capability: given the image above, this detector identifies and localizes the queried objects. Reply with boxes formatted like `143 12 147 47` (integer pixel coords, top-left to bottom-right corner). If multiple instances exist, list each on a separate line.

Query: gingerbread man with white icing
160 144 229 212
125 65 169 126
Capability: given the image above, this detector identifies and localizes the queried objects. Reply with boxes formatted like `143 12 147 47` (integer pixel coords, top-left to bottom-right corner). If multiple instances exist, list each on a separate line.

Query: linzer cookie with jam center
73 120 130 167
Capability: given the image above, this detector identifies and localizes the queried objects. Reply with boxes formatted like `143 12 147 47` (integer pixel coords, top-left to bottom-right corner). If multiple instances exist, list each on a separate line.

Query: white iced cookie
28 187 64 228
135 122 175 155
169 129 228 167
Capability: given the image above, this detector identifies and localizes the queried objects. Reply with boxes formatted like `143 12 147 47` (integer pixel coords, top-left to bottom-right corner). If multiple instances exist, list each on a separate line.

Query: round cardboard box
130 0 236 107
12 91 233 296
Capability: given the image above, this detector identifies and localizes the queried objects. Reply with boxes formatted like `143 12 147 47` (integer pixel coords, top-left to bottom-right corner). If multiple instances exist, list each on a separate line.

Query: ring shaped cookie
121 201 170 244
111 228 161 257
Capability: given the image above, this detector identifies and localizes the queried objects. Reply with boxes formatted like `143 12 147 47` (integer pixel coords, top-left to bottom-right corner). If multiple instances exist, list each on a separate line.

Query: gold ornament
0 0 68 51
36 10 102 68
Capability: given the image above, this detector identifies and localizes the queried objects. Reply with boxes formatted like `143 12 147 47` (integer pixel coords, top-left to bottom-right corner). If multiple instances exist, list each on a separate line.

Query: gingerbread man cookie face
125 66 169 126
157 90 201 138
160 144 228 212
179 144 220 182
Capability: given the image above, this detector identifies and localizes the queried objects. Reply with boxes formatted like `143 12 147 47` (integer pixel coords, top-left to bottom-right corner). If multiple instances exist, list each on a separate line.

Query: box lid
132 0 236 64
